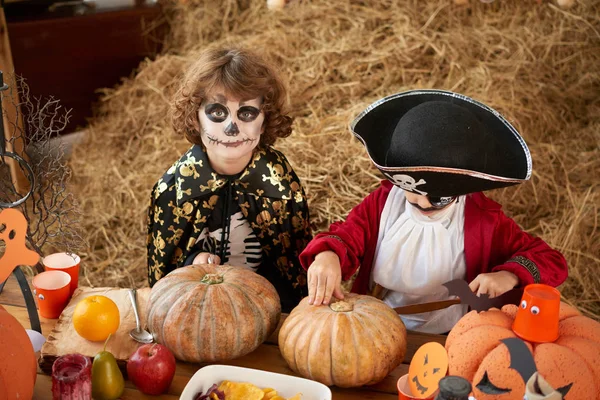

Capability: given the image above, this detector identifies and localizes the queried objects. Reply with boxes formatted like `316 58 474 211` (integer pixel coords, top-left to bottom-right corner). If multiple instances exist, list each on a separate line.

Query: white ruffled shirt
370 186 468 334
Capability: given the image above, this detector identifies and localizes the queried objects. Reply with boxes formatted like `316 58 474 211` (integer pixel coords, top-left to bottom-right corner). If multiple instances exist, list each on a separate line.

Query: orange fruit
72 295 120 342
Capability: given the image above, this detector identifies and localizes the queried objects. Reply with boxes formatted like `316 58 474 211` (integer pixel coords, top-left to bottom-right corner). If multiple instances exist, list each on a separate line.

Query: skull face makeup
198 90 264 172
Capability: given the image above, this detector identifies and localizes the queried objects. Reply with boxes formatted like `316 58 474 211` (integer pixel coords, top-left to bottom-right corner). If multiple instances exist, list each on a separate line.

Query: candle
51 353 92 400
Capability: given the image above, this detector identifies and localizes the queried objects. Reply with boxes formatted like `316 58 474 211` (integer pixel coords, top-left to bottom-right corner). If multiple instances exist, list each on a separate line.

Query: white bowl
180 365 332 400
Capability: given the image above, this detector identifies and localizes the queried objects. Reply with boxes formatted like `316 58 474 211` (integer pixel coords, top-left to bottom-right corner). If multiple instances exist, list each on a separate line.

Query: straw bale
68 0 600 318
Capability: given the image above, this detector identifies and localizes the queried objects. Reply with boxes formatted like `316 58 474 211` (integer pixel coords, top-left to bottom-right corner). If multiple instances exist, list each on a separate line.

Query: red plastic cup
513 284 561 343
51 353 92 400
397 374 438 400
32 270 71 319
43 252 81 297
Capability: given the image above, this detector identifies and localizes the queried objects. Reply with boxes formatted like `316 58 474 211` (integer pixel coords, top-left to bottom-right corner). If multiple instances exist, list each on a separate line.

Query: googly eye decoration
521 300 527 309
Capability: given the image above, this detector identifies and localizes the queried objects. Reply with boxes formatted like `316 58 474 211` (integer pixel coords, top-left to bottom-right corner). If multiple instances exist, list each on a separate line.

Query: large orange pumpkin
278 293 407 388
0 305 37 399
445 303 600 400
146 264 281 363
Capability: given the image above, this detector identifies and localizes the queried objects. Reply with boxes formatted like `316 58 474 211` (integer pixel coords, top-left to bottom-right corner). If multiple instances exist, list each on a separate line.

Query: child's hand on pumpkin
307 251 344 306
469 270 519 298
192 252 222 265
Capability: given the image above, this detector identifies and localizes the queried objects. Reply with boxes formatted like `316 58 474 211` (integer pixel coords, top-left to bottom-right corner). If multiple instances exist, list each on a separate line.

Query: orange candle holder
512 284 561 343
32 270 71 319
43 252 81 297
398 374 438 400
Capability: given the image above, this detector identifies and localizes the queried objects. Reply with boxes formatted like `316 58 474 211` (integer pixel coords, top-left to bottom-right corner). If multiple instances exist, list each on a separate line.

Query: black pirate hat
350 90 531 197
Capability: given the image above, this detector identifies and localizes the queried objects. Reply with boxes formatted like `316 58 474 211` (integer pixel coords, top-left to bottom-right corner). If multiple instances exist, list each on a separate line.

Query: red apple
127 343 176 395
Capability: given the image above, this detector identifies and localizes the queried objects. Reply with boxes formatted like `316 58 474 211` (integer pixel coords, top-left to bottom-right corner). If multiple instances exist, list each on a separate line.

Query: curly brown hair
171 46 293 147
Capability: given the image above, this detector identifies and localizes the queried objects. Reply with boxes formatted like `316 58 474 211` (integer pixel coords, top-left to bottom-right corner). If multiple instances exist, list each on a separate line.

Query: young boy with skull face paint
147 47 312 312
299 90 568 334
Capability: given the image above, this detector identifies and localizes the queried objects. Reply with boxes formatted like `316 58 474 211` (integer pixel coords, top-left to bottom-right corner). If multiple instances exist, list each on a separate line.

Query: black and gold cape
146 145 312 312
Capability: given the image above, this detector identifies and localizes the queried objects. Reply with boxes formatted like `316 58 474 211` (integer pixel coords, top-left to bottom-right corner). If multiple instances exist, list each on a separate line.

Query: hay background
68 0 600 318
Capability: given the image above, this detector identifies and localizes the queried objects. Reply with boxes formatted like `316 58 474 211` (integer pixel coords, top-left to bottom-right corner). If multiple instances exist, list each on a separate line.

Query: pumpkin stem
103 333 112 352
201 273 224 285
329 300 353 312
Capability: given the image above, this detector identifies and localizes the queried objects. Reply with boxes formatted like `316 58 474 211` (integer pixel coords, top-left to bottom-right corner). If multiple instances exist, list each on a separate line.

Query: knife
374 279 525 315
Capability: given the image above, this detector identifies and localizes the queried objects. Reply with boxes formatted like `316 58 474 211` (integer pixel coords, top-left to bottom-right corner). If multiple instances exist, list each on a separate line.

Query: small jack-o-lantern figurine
407 342 449 399
512 284 560 343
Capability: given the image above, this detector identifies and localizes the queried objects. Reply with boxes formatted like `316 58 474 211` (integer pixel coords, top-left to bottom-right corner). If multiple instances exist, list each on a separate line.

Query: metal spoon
128 288 154 344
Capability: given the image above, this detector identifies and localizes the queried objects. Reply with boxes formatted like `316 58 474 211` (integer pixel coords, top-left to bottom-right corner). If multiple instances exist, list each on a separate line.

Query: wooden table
0 274 446 399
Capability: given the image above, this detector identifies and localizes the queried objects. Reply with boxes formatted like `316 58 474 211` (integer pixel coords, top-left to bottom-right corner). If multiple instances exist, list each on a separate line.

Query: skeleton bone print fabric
195 209 263 270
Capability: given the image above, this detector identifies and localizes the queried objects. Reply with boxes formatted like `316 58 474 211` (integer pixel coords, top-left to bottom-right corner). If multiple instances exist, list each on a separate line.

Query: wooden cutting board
39 286 151 376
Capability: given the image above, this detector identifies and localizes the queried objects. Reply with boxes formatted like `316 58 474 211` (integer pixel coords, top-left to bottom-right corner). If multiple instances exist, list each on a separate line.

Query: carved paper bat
442 279 524 313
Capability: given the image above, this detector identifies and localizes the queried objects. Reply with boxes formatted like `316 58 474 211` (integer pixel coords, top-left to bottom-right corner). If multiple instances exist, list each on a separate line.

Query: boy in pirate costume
299 90 568 334
147 47 311 312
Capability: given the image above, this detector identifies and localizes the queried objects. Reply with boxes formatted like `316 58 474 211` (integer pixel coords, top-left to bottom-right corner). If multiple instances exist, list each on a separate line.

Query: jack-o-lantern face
408 342 448 398
476 338 572 399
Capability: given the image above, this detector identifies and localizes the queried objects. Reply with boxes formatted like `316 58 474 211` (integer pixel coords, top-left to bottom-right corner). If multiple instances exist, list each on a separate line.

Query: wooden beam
0 8 29 194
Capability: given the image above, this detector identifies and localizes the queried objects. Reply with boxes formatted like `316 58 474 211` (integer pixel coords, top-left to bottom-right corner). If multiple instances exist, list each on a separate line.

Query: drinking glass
51 353 92 400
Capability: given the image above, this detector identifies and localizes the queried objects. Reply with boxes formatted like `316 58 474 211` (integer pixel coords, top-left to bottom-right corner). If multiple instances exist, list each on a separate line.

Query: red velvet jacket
300 181 568 294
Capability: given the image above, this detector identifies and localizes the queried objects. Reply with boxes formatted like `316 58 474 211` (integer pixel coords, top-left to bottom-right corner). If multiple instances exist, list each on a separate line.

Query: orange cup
43 252 80 297
32 270 71 319
397 374 438 400
513 283 561 343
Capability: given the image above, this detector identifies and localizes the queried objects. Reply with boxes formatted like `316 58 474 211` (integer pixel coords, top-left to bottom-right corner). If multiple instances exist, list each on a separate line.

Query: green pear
92 334 124 400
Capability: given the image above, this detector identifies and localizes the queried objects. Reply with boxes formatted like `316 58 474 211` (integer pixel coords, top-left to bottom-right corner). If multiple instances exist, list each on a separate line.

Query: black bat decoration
477 337 573 397
476 371 511 394
443 279 524 312
502 337 537 383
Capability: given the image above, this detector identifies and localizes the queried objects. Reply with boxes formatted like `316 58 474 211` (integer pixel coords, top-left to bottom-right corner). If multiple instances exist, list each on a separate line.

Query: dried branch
0 74 85 257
